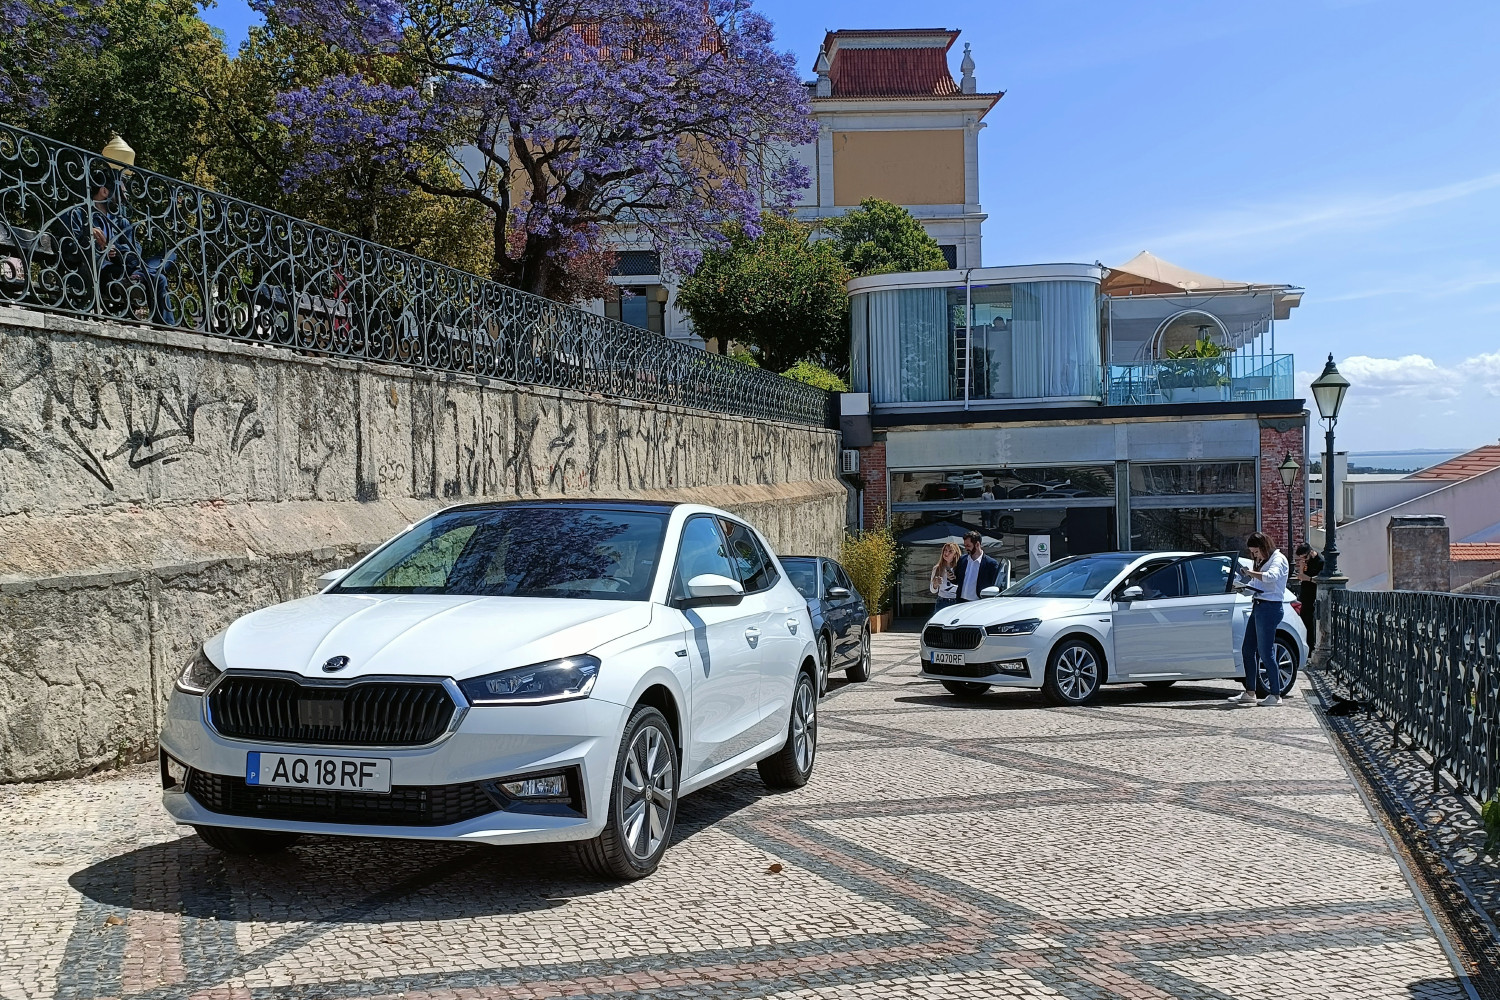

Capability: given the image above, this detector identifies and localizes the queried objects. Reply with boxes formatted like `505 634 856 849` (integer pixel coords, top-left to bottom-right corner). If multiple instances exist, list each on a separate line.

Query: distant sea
1348 449 1465 472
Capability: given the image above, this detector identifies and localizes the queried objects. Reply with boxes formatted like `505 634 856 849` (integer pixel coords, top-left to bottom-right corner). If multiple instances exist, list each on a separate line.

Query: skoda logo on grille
322 655 350 673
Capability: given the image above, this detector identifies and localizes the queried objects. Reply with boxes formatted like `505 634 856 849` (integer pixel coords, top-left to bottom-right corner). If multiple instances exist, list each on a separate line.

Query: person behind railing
61 165 175 326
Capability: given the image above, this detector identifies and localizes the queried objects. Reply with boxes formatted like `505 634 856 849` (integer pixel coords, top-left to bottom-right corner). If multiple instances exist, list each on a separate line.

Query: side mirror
1118 585 1143 601
683 573 745 606
827 586 851 600
979 586 1001 598
317 568 350 588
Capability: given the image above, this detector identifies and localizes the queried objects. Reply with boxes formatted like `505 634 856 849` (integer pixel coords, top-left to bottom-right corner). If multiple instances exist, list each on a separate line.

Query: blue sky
201 0 1500 453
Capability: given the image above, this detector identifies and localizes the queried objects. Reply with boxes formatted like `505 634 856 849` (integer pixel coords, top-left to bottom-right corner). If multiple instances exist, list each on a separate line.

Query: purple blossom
0 0 105 113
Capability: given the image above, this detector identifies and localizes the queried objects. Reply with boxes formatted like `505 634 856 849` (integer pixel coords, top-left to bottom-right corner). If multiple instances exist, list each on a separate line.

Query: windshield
334 506 669 600
782 559 819 600
1002 553 1139 599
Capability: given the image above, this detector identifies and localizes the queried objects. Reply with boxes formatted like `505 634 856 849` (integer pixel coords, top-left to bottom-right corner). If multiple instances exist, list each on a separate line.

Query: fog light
997 659 1030 676
499 774 569 799
160 751 190 790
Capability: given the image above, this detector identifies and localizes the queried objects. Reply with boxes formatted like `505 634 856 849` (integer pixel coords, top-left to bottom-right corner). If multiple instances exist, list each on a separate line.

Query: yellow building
598 27 1002 346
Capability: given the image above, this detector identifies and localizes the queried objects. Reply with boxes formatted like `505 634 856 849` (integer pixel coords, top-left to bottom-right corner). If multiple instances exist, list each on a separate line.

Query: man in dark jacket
956 530 1002 602
1295 543 1325 651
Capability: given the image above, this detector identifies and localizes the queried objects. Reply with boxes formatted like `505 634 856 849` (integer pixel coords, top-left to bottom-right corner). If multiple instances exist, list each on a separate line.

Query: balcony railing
1107 353 1294 407
0 123 830 426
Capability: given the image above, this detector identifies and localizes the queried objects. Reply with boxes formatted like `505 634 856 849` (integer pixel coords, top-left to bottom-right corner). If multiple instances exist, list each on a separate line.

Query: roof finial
960 41 976 94
815 47 832 97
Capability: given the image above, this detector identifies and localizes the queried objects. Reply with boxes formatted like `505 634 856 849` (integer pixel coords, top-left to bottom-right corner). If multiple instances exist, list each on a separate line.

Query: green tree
781 360 848 392
826 198 949 277
677 213 851 374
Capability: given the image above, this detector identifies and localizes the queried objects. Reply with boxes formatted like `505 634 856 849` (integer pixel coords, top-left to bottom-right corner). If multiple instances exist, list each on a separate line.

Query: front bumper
918 639 1040 687
159 687 626 845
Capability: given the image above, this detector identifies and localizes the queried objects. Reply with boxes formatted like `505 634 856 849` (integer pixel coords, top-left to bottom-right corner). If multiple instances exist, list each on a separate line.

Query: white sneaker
1226 690 1257 706
1261 694 1281 708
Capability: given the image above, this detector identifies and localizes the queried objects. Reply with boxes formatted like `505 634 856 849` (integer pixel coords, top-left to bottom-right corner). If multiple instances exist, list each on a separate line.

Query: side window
1184 555 1235 597
718 518 779 593
673 516 736 600
1137 563 1187 601
820 560 841 597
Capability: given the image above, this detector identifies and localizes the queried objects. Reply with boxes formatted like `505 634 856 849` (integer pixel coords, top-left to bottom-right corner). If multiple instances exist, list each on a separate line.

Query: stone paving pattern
0 635 1473 999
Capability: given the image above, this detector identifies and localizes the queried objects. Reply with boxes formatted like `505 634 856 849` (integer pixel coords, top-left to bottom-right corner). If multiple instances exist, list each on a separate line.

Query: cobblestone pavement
0 634 1476 1000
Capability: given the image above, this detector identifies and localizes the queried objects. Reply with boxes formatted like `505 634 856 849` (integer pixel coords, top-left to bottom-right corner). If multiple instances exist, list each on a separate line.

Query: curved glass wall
850 277 1102 405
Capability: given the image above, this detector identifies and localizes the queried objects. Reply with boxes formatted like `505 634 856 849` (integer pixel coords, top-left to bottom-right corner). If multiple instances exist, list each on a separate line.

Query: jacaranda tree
251 0 816 302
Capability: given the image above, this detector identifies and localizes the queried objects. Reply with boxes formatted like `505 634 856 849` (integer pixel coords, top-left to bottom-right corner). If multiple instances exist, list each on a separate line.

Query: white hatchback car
160 501 819 879
919 551 1310 704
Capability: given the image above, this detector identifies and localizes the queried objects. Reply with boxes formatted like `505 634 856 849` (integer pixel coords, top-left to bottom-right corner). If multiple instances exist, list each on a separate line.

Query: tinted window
1003 553 1137 599
1185 555 1235 596
335 507 667 600
674 516 737 598
821 560 841 596
719 518 778 593
1135 563 1187 600
834 563 855 592
782 558 819 599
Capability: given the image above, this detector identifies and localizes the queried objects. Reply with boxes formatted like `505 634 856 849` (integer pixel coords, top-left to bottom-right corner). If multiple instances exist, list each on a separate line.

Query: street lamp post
1310 354 1351 579
1278 452 1300 556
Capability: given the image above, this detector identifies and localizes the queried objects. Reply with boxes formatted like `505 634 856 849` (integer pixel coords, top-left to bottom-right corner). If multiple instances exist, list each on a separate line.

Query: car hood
924 596 1096 630
218 595 655 680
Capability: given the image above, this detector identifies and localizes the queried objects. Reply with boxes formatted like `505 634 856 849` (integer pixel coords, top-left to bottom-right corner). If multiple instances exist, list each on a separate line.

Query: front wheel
193 826 301 855
845 627 871 682
941 680 989 699
1043 639 1103 706
818 633 833 695
575 705 679 880
759 671 818 789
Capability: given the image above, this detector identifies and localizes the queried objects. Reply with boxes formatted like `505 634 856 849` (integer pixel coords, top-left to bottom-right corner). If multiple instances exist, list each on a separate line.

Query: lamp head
1278 452 1300 488
1310 353 1350 421
101 134 135 168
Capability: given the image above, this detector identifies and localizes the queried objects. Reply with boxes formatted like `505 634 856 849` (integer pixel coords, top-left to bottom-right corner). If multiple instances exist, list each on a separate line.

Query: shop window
1129 506 1256 554
1130 462 1256 496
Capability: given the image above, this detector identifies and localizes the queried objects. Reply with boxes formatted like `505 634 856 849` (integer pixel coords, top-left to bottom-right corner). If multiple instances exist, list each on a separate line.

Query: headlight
985 618 1041 636
459 656 600 705
176 647 222 694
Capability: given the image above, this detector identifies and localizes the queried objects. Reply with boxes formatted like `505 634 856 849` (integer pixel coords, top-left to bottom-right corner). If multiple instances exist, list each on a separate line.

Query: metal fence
0 123 830 426
1326 588 1500 802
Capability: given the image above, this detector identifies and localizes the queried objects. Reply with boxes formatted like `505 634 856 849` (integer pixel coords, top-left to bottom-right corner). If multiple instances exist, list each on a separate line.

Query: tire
193 826 301 855
998 515 1015 534
941 680 989 698
818 633 833 696
845 626 871 682
1042 638 1103 706
1258 634 1300 697
758 670 818 789
574 705 679 880
1143 680 1177 691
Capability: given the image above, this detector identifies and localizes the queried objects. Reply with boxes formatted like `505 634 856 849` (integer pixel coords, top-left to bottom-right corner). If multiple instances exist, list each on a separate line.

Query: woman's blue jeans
932 597 957 615
1242 600 1283 694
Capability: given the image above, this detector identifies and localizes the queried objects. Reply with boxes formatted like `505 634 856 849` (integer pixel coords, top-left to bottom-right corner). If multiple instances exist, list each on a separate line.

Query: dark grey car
781 556 871 694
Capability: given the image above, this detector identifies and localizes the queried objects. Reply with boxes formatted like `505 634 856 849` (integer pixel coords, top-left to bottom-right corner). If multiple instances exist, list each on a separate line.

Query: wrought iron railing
1107 353 1295 406
1326 588 1500 802
0 123 830 426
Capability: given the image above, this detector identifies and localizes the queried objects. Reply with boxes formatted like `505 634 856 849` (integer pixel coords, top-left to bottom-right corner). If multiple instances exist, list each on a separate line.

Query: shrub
782 360 848 392
842 519 898 614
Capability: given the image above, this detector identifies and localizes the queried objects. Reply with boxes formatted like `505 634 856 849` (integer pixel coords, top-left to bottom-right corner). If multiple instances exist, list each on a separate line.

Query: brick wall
857 439 887 528
1259 418 1308 553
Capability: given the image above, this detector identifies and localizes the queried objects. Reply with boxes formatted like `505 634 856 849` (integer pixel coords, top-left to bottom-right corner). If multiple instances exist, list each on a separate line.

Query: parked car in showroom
919 551 1309 704
159 501 819 879
781 556 871 693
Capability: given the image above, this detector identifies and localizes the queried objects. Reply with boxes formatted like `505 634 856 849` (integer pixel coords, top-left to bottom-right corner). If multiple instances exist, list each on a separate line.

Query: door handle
1204 609 1231 616
744 626 761 645
785 618 799 634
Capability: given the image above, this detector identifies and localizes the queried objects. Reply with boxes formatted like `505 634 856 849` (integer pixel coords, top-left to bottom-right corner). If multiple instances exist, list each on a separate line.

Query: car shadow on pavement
892 682 1247 711
70 770 776 921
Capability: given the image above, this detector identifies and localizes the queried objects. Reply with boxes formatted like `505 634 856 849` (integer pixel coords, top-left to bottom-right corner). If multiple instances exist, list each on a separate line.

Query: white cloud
1296 354 1463 403
1468 352 1500 397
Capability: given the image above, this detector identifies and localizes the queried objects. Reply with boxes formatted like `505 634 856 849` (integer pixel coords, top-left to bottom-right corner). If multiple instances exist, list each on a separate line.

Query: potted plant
1158 335 1231 403
842 520 897 632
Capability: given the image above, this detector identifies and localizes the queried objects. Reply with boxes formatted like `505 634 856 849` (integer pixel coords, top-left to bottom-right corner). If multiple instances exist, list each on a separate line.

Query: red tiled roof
829 46 960 97
1409 444 1500 481
1452 543 1500 562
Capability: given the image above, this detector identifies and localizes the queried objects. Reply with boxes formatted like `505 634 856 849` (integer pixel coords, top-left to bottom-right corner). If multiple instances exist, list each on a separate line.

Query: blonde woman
929 541 961 613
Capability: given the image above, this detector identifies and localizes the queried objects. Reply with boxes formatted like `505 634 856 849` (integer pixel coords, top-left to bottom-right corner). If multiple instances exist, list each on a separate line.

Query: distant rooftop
1409 442 1500 481
812 28 1001 106
1452 543 1500 562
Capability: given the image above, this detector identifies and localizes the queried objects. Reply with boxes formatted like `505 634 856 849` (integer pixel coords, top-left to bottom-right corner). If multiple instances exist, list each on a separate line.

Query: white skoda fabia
919 551 1310 705
160 501 819 879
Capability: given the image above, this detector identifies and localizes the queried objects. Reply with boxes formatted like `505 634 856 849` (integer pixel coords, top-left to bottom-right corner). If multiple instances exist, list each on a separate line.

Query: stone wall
0 307 843 782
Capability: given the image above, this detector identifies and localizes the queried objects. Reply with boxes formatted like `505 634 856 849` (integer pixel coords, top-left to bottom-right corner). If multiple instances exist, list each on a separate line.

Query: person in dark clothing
1294 543 1325 651
62 167 176 325
956 530 1002 602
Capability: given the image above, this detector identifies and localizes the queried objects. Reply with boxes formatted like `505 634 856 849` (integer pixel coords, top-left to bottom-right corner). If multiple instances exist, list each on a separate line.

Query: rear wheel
941 680 989 699
1043 639 1103 706
575 705 678 880
818 634 833 695
1258 635 1300 697
193 826 301 855
759 670 818 789
845 627 871 682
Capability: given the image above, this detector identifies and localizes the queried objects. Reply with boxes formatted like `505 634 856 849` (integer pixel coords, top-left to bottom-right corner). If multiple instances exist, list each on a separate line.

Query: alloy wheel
1055 645 1099 701
791 677 817 773
620 723 675 862
1260 641 1297 696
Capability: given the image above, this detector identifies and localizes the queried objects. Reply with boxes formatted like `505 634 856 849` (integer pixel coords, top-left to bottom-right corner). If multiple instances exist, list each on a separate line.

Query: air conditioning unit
839 449 860 475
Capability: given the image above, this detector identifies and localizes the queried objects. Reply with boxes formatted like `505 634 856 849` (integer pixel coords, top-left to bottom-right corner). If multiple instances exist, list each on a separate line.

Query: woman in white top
1227 531 1291 707
929 542 961 614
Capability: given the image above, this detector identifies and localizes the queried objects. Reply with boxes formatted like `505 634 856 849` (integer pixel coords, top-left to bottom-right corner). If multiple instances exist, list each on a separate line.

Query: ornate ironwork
0 123 831 426
1326 589 1500 802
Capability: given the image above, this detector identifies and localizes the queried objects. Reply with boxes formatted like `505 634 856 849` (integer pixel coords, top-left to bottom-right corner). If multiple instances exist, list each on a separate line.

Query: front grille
925 660 1004 678
208 676 457 747
186 771 498 827
923 625 984 650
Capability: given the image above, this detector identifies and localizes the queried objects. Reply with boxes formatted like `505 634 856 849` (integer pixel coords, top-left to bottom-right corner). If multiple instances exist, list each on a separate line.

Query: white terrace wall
0 307 843 782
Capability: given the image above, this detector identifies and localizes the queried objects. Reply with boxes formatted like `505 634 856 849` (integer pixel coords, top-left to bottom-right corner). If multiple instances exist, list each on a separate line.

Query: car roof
437 499 680 515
